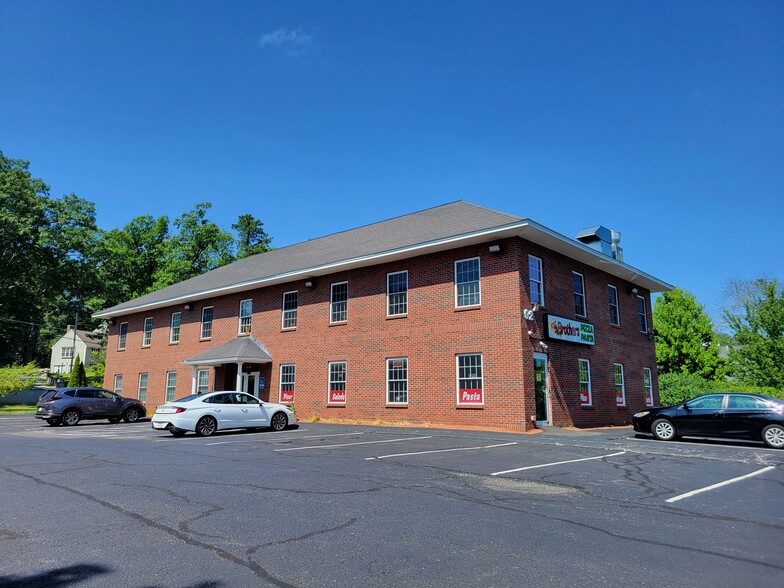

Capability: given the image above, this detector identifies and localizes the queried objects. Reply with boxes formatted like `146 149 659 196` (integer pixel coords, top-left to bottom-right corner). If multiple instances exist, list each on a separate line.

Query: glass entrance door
533 353 550 426
241 372 260 397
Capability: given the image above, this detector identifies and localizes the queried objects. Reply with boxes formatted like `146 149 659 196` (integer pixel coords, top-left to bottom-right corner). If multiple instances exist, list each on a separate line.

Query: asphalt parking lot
1 415 782 587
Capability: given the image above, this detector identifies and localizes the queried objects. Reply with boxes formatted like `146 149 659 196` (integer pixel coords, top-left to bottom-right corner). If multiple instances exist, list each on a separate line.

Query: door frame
533 352 550 426
241 371 261 397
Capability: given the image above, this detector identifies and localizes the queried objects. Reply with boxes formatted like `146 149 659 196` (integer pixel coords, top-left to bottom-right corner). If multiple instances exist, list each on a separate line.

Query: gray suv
35 387 146 427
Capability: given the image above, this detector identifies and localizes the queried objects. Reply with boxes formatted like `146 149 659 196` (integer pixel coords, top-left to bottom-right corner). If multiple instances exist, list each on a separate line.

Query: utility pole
69 308 79 372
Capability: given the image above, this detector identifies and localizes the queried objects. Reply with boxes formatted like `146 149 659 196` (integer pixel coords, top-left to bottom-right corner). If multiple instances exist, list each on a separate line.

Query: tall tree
233 213 273 259
652 288 724 379
723 278 784 388
154 202 234 289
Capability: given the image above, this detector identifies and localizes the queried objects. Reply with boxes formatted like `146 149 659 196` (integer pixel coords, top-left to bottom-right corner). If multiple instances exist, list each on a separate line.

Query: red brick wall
104 237 658 431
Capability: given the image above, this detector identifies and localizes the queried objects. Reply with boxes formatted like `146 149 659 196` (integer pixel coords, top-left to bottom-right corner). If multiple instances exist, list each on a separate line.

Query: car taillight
174 407 186 414
48 395 60 401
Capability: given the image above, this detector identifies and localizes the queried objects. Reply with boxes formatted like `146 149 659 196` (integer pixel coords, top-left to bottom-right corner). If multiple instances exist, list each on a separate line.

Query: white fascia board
94 220 671 320
182 356 272 366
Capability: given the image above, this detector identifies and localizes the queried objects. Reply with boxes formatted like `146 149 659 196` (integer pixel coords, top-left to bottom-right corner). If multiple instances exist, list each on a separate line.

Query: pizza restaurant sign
546 315 595 346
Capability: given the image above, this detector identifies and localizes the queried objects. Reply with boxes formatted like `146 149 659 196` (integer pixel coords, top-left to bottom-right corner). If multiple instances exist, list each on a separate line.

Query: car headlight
633 411 650 419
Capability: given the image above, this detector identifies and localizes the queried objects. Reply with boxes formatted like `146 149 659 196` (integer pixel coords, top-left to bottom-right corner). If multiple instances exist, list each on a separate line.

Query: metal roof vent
576 226 623 261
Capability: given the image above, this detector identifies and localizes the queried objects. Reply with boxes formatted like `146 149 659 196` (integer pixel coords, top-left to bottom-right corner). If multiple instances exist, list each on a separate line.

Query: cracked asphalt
0 416 782 587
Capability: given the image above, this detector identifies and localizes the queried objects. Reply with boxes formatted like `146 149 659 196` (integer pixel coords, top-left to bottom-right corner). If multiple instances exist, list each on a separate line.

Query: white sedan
151 391 295 437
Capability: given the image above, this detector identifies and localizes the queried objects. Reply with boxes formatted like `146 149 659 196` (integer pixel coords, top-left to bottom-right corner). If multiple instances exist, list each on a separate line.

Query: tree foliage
67 355 88 387
652 288 724 379
658 372 784 407
233 213 273 259
0 363 40 396
723 278 784 389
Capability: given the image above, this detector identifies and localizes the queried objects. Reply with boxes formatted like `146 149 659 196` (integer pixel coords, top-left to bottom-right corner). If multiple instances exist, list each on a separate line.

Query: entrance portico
182 336 272 395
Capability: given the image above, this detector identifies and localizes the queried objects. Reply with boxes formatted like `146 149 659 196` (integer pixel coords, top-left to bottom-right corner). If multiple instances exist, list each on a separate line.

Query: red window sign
329 390 346 404
280 390 294 403
459 388 483 405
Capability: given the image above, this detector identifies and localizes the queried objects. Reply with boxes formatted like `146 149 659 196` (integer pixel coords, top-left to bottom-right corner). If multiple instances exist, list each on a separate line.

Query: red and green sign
545 315 595 346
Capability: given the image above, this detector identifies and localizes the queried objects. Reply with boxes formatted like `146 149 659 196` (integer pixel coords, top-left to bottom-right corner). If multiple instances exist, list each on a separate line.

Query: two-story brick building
94 201 671 431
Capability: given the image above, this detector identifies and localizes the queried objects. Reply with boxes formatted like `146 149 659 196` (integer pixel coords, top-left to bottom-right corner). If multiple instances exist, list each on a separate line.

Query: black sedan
633 393 784 449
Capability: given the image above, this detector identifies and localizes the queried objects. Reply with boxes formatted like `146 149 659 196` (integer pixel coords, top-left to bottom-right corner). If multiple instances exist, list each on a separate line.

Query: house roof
182 336 272 366
94 201 672 319
57 329 104 349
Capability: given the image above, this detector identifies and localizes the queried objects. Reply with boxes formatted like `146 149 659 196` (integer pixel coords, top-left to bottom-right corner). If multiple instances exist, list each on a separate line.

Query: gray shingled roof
182 336 272 366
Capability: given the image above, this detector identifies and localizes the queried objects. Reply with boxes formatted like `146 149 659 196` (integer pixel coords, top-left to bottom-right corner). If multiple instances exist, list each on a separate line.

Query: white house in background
50 326 105 374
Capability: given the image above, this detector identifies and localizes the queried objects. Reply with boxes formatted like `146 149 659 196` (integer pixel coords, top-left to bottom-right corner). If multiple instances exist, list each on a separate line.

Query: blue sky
1 1 782 325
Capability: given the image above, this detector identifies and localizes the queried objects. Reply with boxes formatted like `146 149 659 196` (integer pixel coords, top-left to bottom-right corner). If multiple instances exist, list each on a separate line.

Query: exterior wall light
488 244 501 253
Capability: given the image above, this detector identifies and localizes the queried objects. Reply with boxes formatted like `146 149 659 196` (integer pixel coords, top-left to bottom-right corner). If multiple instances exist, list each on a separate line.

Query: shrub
658 372 784 406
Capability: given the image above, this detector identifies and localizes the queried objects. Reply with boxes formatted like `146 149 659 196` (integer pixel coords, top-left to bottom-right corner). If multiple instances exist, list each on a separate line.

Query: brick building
95 202 671 431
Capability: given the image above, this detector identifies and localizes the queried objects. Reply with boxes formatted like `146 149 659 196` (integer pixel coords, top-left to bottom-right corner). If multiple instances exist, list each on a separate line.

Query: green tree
652 288 724 379
67 355 88 387
0 363 40 396
233 213 273 259
723 278 784 388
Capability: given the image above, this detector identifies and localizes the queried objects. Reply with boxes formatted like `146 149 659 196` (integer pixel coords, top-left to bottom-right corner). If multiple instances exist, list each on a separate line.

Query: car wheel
195 416 217 437
761 424 784 449
123 407 141 423
62 409 81 426
651 418 676 441
170 430 186 437
270 412 288 431
108 417 121 424
46 418 60 426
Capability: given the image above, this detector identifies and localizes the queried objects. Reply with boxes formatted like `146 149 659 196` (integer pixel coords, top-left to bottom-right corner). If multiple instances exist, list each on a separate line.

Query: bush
658 372 784 406
0 363 40 397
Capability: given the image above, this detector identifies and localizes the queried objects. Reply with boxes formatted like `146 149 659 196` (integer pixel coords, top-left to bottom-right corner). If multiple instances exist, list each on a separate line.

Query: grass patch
0 403 37 414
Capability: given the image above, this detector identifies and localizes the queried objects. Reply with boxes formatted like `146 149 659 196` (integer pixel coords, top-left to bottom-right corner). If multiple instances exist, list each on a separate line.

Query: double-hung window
330 282 348 323
387 271 408 316
201 306 213 339
643 367 654 407
637 296 648 333
165 371 177 402
282 291 298 329
608 285 620 326
457 353 483 405
280 364 295 402
143 317 153 346
573 272 586 317
578 359 592 406
118 323 128 350
197 369 209 393
138 373 148 402
455 258 480 308
328 361 347 404
387 358 408 404
529 255 544 306
113 374 123 394
61 347 74 359
239 299 253 334
614 364 626 407
170 312 181 343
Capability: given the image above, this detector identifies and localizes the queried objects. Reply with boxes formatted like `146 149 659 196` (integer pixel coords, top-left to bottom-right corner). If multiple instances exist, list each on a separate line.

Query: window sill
386 403 408 408
329 321 348 327
456 404 484 409
386 314 408 321
169 342 179 346
326 403 346 407
200 337 212 342
281 327 297 333
455 305 481 313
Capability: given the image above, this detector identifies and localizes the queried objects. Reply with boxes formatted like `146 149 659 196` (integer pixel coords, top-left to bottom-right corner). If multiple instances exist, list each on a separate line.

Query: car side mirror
682 403 691 412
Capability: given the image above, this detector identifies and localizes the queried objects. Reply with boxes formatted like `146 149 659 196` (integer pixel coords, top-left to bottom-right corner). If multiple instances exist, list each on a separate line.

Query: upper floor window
118 323 128 350
455 258 481 308
170 312 181 343
573 272 586 317
143 317 153 347
61 347 74 359
331 282 348 323
387 271 408 316
608 285 620 326
138 373 148 402
529 255 544 306
239 299 253 334
578 359 592 406
614 364 626 407
201 306 213 339
637 295 648 333
282 291 298 329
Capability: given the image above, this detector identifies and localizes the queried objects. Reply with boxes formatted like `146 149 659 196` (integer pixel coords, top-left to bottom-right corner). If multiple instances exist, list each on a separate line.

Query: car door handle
241 409 248 413
214 408 221 413
712 411 723 417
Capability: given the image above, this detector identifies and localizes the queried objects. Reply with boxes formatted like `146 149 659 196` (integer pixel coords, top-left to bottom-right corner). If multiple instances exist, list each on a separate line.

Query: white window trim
165 371 177 402
608 285 620 326
282 290 298 329
386 357 409 405
386 270 409 317
196 368 209 393
279 364 296 402
578 358 592 407
330 282 348 324
454 257 481 308
614 363 626 407
118 322 128 350
573 271 586 318
529 255 545 307
113 374 123 394
170 312 181 344
637 295 648 333
137 372 148 401
200 306 213 340
456 353 484 406
643 367 654 407
239 299 253 334
327 361 347 404
142 317 153 347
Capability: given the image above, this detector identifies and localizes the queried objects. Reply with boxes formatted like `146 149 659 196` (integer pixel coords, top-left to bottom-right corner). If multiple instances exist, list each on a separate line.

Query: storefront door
241 372 260 397
533 353 550 426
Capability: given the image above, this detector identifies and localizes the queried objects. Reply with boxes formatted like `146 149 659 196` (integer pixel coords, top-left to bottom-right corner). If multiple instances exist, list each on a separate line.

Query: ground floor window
113 374 123 394
138 373 148 401
614 364 626 407
643 367 653 407
387 358 408 404
328 361 346 404
578 359 591 406
280 364 295 403
197 369 209 393
166 371 177 402
457 353 483 405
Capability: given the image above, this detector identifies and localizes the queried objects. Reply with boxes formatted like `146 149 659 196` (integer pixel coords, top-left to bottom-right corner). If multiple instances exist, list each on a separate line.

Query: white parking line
665 466 776 503
365 442 518 460
274 436 432 452
205 431 377 446
490 451 627 476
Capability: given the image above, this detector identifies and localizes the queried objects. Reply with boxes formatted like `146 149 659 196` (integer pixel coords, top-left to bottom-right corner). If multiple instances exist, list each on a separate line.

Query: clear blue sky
2 1 782 326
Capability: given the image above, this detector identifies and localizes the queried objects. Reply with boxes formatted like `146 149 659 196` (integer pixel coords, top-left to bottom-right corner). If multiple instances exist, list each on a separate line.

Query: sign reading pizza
545 314 595 346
